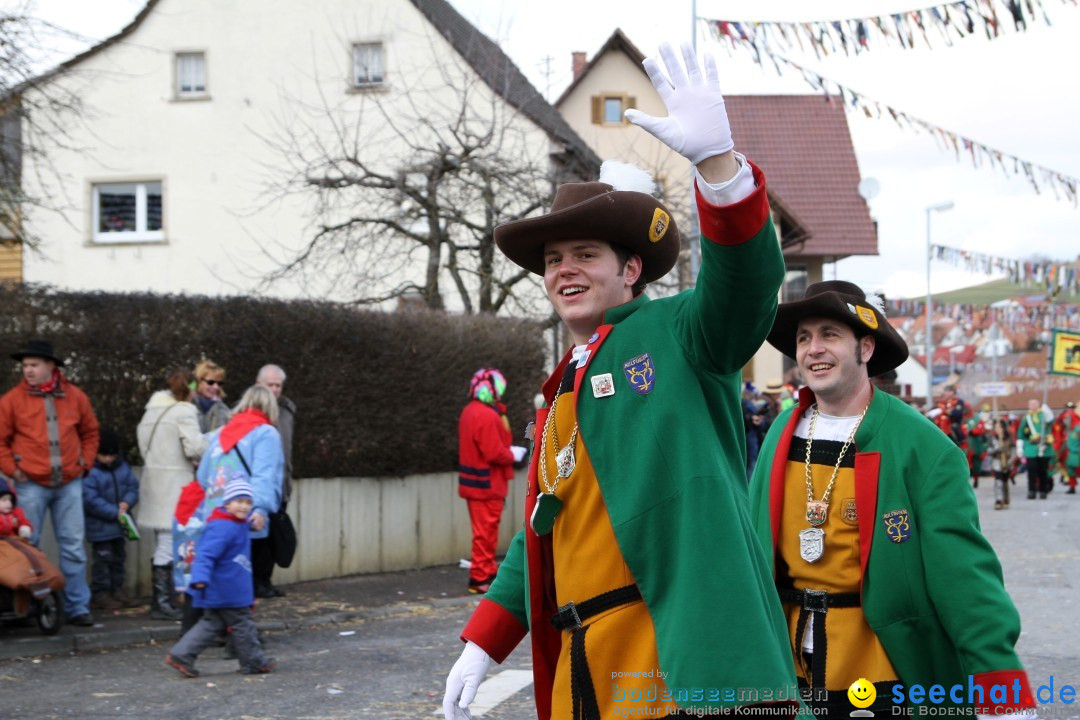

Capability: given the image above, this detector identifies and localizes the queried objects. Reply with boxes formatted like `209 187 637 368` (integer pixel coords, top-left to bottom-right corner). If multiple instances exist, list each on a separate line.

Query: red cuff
461 598 528 664
695 160 769 247
971 670 1036 711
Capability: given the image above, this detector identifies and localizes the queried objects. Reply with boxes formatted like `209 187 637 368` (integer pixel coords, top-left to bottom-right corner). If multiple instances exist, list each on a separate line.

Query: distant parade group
930 386 1079 507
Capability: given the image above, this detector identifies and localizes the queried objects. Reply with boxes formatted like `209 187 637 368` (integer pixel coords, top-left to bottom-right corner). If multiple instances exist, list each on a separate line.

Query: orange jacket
0 375 99 488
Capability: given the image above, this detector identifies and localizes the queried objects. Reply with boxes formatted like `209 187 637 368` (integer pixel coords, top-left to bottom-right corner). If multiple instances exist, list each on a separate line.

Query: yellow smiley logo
848 678 876 709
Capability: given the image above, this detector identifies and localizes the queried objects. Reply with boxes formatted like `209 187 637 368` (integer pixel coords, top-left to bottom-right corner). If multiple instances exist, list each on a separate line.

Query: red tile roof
724 95 878 259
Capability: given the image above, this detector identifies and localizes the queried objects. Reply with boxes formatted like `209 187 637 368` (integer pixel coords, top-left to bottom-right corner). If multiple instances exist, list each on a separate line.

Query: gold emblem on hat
855 305 879 330
649 208 670 243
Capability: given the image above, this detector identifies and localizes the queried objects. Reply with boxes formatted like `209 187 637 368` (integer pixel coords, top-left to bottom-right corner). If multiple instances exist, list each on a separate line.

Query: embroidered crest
882 509 911 543
841 498 858 526
591 373 615 398
623 353 655 395
855 305 879 330
649 208 670 243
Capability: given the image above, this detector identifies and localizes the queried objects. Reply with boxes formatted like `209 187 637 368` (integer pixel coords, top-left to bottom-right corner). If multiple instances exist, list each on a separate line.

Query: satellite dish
858 177 881 200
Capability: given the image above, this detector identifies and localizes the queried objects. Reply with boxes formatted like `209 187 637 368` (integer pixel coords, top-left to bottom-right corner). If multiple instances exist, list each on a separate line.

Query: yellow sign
848 677 877 709
1050 329 1080 377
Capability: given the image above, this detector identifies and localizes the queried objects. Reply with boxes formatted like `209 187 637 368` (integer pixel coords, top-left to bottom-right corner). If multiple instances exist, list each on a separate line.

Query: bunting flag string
700 0 1075 57
931 242 1080 295
709 42 1080 205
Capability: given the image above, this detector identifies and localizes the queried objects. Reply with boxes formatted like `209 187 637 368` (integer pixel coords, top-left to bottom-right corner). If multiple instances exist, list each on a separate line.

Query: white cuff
694 152 755 206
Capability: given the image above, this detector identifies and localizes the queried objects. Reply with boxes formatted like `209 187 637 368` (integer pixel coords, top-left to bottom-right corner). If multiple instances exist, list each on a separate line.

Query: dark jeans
170 606 268 671
90 538 126 593
251 537 275 591
1027 456 1051 494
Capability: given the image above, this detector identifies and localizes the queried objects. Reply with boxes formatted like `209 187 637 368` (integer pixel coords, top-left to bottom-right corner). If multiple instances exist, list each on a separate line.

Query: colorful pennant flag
701 0 1072 57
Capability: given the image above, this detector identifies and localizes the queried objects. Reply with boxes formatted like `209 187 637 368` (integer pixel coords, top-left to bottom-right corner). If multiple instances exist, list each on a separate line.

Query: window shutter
591 96 602 124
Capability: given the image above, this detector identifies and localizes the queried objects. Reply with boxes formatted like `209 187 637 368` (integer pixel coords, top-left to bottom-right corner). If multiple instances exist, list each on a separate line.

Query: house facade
556 30 879 387
13 0 597 310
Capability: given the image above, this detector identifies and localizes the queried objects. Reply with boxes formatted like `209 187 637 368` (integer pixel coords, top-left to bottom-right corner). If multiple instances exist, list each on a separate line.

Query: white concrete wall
20 0 553 313
37 469 528 596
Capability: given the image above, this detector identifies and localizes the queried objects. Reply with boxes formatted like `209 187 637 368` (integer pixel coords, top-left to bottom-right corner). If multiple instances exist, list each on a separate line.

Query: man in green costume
749 280 1034 718
442 43 797 720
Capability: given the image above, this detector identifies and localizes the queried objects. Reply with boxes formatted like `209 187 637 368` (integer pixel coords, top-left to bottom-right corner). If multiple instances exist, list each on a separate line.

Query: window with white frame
92 181 164 243
352 42 385 87
176 52 207 98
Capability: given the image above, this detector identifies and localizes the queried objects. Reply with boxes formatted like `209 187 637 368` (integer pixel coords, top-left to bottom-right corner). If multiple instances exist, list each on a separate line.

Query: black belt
777 587 860 691
550 584 642 720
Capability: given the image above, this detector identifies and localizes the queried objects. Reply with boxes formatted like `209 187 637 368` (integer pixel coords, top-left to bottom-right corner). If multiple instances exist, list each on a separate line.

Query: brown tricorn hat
494 169 680 284
767 280 909 378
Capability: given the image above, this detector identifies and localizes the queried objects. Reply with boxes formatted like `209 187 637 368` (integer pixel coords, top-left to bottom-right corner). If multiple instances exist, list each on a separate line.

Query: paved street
1 479 1077 719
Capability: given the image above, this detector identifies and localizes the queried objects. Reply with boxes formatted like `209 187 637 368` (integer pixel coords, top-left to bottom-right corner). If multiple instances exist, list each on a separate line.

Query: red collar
209 507 248 523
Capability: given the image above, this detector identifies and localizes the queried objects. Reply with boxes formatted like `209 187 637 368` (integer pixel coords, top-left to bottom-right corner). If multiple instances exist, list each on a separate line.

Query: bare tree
256 52 579 316
0 2 88 250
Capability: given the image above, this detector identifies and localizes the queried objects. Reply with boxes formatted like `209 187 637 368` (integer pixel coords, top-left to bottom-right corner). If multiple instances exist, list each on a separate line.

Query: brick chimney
572 52 587 79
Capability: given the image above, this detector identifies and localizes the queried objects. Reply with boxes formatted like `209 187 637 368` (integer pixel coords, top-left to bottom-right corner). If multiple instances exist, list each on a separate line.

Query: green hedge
0 285 545 478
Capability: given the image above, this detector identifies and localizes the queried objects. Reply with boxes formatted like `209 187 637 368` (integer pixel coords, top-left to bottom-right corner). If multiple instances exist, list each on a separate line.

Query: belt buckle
802 589 828 613
557 601 583 630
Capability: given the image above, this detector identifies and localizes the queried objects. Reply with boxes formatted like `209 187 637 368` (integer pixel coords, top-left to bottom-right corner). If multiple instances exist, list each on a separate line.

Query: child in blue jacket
83 428 140 610
166 477 274 677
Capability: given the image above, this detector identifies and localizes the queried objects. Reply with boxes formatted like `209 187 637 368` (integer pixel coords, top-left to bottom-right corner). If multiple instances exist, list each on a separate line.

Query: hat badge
649 208 670 243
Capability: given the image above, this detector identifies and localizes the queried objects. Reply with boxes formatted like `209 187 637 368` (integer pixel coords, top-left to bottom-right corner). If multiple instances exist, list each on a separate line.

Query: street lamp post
925 201 954 408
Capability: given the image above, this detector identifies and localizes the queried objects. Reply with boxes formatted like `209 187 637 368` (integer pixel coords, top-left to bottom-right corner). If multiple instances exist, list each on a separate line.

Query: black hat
97 428 120 456
11 339 64 367
767 280 909 378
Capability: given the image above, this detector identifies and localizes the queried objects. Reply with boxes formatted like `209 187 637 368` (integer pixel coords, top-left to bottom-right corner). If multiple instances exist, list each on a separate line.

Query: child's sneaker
165 654 199 678
240 657 277 674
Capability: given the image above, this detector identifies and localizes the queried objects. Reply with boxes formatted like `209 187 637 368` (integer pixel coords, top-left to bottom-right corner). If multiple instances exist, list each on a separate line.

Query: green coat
749 388 1032 711
1020 412 1053 459
463 166 799 717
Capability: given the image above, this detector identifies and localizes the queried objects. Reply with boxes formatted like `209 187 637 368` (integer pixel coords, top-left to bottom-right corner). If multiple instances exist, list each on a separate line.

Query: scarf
219 409 271 453
32 369 62 395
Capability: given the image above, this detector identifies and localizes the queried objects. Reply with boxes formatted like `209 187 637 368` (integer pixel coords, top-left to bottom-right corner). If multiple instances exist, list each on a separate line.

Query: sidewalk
0 562 479 661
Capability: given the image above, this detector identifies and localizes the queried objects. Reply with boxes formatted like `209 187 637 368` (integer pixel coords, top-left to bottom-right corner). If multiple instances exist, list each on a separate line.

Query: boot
112 587 142 609
150 564 183 621
91 590 122 610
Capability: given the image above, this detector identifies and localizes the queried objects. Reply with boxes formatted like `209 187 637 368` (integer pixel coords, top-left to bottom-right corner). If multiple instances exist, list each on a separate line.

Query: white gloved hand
442 641 492 720
625 42 733 165
18 525 32 540
510 445 527 463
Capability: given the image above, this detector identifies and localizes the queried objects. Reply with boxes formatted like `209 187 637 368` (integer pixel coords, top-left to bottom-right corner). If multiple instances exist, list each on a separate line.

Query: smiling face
543 240 641 346
796 317 874 413
0 495 12 514
847 677 877 708
224 497 253 520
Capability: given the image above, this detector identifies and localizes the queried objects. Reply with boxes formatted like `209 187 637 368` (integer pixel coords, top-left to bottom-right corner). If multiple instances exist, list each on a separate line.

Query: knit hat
469 368 507 405
223 477 254 504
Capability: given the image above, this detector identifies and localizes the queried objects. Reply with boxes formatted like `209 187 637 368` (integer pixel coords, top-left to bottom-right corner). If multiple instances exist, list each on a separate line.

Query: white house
11 0 597 310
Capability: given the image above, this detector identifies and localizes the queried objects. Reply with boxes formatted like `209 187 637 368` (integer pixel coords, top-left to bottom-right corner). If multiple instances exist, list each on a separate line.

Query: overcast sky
21 0 1080 301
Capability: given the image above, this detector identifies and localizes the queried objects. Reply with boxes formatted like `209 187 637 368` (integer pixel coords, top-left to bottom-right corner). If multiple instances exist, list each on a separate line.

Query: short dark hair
611 244 647 296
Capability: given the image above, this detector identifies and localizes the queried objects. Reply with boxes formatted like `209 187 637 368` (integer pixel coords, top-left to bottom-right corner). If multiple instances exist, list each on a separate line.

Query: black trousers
251 537 275 591
90 538 126 593
1027 456 1051 494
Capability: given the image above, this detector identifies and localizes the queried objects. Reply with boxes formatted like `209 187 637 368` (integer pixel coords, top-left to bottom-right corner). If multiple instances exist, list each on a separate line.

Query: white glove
442 641 492 720
625 42 733 165
18 525 32 540
510 445 527 463
1016 440 1025 457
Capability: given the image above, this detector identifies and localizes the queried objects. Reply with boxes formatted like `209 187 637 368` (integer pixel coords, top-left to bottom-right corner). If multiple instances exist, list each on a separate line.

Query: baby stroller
0 536 65 634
